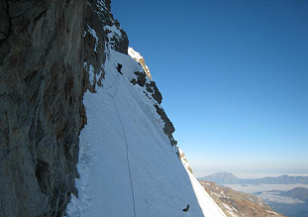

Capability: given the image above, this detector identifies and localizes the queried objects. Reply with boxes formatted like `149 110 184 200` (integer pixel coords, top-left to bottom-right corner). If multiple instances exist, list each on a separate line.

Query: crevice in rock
35 158 51 194
0 0 12 44
10 7 30 19
33 8 47 23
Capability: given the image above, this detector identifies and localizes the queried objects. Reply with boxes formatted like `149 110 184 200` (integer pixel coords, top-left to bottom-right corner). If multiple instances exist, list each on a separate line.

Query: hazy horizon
194 170 308 179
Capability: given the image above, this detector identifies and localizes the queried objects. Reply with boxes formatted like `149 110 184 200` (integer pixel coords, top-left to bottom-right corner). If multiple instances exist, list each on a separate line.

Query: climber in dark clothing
183 204 190 212
116 63 123 74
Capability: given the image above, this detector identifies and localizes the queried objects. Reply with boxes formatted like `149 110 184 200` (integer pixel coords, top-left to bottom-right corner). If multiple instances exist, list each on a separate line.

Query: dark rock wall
0 0 11 43
0 0 129 215
0 0 106 216
0 0 174 216
0 1 87 216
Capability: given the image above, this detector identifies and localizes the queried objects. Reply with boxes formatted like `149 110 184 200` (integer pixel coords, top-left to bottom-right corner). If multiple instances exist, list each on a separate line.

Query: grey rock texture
0 0 11 42
146 81 163 104
0 0 129 216
154 104 177 146
0 1 87 216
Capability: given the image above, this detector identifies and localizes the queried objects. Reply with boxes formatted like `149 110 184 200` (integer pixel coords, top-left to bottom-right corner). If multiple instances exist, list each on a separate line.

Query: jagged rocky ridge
0 0 178 216
130 70 177 146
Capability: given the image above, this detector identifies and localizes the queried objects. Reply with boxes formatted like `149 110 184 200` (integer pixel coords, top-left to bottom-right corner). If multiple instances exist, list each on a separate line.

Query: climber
182 204 190 212
116 63 123 75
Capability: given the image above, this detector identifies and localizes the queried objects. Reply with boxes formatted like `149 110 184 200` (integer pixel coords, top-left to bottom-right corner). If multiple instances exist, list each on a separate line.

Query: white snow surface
88 64 95 85
179 150 227 217
66 49 226 217
266 210 279 216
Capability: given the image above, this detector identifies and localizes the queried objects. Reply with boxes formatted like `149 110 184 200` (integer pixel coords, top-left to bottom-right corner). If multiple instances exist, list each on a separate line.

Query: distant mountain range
255 187 308 217
198 172 308 184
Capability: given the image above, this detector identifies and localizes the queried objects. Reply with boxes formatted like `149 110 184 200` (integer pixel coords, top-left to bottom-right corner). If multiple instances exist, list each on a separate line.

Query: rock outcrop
128 47 176 146
177 148 193 173
0 0 129 216
128 47 153 80
130 70 177 146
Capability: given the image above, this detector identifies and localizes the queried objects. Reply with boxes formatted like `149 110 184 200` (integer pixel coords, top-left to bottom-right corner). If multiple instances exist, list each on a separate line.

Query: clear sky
112 0 308 177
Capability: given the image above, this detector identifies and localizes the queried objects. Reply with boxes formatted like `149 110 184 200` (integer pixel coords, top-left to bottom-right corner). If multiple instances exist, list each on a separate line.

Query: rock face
0 0 10 42
128 47 177 146
130 70 177 146
199 181 287 217
0 0 129 216
0 1 86 216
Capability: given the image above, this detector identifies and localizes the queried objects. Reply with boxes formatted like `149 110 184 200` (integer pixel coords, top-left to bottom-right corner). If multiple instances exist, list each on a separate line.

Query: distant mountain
199 180 287 217
199 172 240 184
284 187 308 202
198 172 308 184
255 187 308 217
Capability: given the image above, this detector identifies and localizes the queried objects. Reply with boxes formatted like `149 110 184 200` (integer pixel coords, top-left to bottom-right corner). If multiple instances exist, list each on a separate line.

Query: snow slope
65 47 226 217
179 149 227 217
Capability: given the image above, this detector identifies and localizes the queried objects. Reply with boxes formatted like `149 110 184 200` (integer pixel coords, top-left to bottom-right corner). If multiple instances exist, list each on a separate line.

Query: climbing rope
102 50 189 215
104 56 137 217
100 61 119 90
104 65 119 97
108 94 137 217
100 49 124 91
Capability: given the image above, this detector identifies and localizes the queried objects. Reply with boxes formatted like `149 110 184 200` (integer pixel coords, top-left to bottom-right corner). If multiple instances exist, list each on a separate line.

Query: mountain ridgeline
199 172 308 184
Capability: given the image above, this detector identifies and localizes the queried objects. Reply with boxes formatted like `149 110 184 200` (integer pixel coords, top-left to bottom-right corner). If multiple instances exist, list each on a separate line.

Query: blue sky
112 0 308 177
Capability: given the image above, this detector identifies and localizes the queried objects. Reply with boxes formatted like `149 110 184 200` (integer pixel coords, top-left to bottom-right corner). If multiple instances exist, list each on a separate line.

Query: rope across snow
105 60 137 217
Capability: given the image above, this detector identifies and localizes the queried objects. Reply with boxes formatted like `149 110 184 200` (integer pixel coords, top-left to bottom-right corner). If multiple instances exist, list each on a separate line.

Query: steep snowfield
179 149 227 217
187 170 228 217
65 48 226 217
